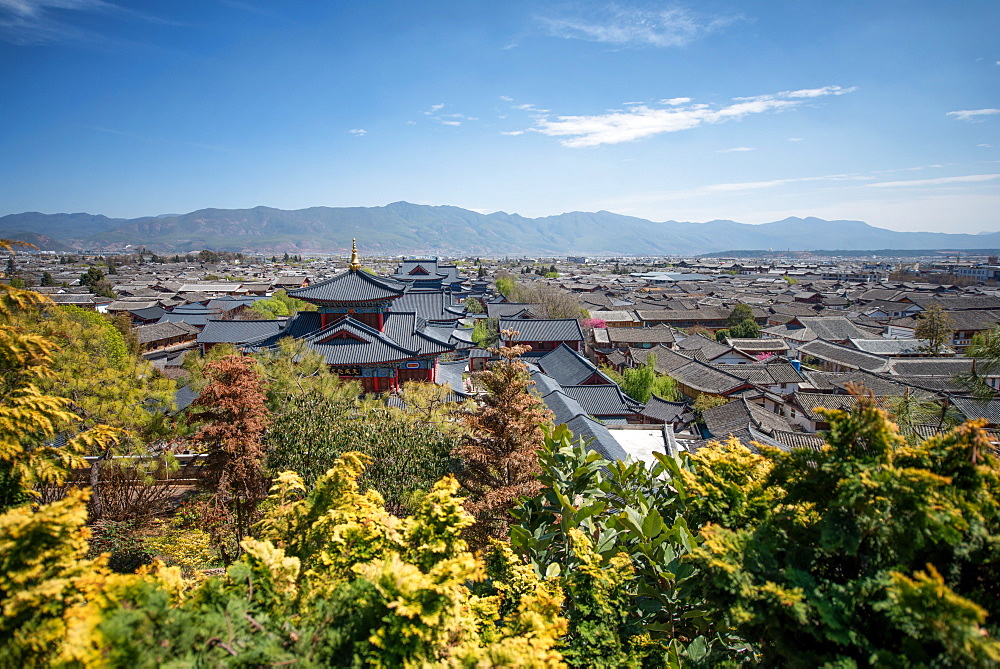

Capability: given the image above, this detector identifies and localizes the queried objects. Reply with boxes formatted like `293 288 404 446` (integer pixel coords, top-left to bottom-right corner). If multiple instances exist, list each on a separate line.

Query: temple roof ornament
349 238 362 271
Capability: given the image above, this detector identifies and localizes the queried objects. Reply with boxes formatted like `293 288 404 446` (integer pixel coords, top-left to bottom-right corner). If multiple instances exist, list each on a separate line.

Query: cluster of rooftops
14 247 1000 463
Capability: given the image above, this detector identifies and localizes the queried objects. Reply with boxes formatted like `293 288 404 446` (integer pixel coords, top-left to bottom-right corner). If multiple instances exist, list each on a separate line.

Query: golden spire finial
348 238 361 271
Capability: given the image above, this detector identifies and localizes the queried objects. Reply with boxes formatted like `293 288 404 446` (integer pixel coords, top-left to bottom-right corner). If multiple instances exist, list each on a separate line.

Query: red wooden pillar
321 312 328 328
377 312 384 331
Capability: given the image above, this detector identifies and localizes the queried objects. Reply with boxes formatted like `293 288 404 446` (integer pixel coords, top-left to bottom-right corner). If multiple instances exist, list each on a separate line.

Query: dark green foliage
509 426 746 667
621 360 656 403
198 249 221 264
79 266 104 288
88 519 153 574
725 303 754 327
692 397 1000 666
472 317 499 347
728 318 759 338
40 272 55 286
265 396 458 515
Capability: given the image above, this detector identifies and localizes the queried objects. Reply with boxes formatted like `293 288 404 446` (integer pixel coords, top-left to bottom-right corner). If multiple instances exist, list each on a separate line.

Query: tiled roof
207 297 260 312
542 390 590 427
795 316 871 342
382 312 464 356
716 362 806 386
157 309 223 327
108 299 159 311
797 339 892 373
486 303 542 319
727 337 790 352
770 429 826 451
950 397 1000 424
48 293 98 305
500 318 584 343
528 369 563 396
198 319 285 345
640 395 691 424
129 305 166 320
847 338 942 356
762 324 817 342
943 310 1000 331
922 295 1000 311
629 345 694 375
435 359 470 396
606 325 676 344
702 398 792 438
564 414 629 461
588 310 638 323
769 302 823 317
887 357 977 377
535 344 611 386
295 318 418 365
684 426 789 455
562 384 645 417
135 321 199 344
790 392 887 422
288 269 405 303
173 384 199 413
670 359 750 395
675 334 731 360
636 307 730 322
803 370 933 396
390 290 465 322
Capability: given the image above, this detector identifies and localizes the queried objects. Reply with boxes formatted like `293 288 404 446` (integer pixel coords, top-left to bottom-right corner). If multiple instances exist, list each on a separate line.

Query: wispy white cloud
660 97 691 105
0 0 106 44
717 146 755 153
420 104 475 127
788 137 804 142
349 129 367 136
537 5 740 48
701 173 870 193
867 174 1000 188
947 108 1000 121
0 0 182 45
527 85 855 148
513 102 549 113
979 143 994 148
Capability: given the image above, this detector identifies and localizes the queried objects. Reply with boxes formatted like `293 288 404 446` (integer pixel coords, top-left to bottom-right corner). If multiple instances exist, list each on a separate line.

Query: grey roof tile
500 318 584 343
288 269 405 303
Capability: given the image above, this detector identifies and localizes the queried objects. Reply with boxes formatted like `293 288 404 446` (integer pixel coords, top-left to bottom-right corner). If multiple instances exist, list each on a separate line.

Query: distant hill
1 203 998 255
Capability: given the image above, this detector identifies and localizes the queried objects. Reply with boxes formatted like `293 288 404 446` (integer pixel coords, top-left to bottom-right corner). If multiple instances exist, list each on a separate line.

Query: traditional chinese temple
244 241 473 393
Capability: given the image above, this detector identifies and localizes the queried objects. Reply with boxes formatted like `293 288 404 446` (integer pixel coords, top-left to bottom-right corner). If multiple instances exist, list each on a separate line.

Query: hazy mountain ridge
1 204 998 255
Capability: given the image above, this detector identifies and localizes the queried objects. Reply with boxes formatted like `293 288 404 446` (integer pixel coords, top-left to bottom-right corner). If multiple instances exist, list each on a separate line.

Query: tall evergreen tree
191 355 270 561
454 331 553 546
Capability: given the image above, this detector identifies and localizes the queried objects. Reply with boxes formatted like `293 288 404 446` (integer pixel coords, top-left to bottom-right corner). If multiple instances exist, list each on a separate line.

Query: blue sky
1 0 998 233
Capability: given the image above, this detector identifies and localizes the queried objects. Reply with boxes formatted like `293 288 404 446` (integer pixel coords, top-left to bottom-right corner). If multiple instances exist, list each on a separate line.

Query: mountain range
1 202 998 256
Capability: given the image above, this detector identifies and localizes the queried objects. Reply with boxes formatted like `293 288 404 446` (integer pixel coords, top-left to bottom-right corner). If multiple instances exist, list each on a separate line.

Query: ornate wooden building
245 241 473 393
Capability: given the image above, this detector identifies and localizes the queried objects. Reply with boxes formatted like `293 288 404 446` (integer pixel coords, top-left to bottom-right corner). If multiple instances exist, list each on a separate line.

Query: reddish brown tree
454 331 553 546
190 354 270 561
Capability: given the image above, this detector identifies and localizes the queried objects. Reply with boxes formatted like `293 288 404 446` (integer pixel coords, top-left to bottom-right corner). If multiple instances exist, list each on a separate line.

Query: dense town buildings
8 246 1000 460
